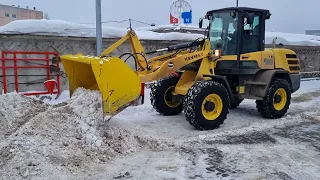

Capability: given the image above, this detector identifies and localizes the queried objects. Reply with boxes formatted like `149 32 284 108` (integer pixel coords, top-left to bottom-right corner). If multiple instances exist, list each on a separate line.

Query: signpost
96 0 102 56
169 0 192 25
181 10 192 24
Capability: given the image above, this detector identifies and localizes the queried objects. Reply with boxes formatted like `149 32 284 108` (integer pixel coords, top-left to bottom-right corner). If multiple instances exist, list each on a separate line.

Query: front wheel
150 76 183 116
256 78 292 119
183 81 230 130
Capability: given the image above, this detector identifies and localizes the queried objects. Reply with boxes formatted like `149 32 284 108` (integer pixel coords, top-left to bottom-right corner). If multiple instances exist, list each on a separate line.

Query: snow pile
0 92 48 141
68 88 104 149
30 90 71 105
67 88 146 156
1 19 320 46
0 88 170 179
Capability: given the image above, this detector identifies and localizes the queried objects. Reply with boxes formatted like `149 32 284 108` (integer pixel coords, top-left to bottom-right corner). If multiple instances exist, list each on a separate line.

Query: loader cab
202 7 271 58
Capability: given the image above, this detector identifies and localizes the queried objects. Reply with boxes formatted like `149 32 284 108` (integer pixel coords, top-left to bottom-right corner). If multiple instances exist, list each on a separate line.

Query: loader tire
256 78 291 119
230 97 244 109
183 81 230 130
150 76 183 116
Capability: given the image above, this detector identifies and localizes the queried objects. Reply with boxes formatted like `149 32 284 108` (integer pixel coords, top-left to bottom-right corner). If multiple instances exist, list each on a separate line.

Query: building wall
0 4 43 26
0 34 319 93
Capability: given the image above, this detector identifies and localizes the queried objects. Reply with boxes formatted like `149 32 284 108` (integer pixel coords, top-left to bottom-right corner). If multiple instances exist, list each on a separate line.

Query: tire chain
150 75 177 114
256 78 291 118
183 81 230 130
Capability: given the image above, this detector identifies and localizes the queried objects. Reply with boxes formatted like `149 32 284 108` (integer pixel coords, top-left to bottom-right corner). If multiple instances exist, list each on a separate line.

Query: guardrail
301 71 320 82
300 71 320 79
0 51 61 96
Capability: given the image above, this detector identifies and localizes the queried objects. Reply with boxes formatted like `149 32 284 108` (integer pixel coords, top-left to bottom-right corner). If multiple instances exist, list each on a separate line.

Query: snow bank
266 31 320 46
0 87 173 179
1 19 320 46
0 92 48 141
0 19 203 41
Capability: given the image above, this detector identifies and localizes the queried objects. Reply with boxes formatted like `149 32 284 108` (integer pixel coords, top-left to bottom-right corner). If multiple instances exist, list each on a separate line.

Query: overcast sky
0 0 318 34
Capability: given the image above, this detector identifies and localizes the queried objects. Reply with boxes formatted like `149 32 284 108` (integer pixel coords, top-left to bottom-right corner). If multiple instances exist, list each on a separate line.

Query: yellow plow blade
60 54 142 117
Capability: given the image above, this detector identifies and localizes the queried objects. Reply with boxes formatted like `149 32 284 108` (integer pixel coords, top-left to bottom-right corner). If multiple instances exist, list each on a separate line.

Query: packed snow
0 79 320 179
1 19 320 46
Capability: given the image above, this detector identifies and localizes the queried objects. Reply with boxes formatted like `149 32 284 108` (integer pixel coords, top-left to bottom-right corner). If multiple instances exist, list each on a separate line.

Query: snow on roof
1 19 320 46
0 19 204 41
266 32 320 46
135 24 204 31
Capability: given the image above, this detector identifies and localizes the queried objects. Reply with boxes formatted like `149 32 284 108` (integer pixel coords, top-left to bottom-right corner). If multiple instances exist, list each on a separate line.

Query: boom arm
100 30 149 74
100 29 207 76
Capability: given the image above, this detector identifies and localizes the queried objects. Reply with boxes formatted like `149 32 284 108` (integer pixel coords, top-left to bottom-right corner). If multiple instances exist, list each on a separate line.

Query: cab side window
242 15 260 54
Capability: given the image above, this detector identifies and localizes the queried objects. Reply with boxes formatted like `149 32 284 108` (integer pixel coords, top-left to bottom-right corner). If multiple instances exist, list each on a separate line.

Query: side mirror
246 13 255 24
266 13 271 20
199 18 203 28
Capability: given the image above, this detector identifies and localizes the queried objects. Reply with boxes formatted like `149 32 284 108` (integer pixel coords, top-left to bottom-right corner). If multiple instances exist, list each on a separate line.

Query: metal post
96 0 102 56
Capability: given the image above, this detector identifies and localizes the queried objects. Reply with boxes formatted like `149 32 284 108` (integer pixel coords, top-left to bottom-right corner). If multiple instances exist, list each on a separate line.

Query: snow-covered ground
0 79 320 179
1 19 320 46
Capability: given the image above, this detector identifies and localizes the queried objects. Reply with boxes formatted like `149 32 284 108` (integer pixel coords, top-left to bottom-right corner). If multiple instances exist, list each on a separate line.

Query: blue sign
181 10 192 24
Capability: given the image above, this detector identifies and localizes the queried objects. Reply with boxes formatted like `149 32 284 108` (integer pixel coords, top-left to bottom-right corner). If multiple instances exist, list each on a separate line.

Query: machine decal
264 58 273 65
184 52 204 61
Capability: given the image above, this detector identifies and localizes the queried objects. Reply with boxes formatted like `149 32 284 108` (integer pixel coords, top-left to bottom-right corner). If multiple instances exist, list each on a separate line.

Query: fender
203 74 234 102
249 69 293 98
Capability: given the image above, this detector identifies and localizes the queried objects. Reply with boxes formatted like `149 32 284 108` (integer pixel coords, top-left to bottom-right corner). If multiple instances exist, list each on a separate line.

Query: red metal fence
0 51 61 96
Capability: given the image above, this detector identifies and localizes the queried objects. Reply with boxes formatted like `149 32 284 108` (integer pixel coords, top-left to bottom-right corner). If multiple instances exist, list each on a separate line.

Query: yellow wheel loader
60 7 301 130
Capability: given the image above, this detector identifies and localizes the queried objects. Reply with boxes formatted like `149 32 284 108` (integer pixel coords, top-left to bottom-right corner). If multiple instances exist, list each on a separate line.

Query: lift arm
100 30 148 74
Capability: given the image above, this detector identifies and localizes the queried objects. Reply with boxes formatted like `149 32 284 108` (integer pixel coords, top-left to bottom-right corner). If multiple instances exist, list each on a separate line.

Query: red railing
0 51 61 96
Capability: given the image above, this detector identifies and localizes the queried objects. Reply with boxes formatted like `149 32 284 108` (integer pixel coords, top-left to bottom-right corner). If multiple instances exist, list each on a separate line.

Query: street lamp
96 0 102 56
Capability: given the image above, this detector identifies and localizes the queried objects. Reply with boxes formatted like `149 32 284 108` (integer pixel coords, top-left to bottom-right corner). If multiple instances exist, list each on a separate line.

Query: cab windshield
209 11 238 56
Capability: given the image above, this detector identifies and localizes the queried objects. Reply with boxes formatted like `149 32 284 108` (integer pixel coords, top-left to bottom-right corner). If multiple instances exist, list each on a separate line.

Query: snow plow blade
60 54 142 117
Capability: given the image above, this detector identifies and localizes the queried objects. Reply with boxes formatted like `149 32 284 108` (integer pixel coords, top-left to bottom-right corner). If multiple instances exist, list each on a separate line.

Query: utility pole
236 0 239 7
95 0 102 56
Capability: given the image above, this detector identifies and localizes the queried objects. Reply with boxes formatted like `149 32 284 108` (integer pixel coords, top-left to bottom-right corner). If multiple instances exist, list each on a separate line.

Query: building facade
0 4 43 26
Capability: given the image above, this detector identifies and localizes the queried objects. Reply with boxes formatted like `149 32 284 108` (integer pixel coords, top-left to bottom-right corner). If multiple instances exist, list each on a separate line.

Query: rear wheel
256 78 291 118
150 76 183 116
183 81 230 130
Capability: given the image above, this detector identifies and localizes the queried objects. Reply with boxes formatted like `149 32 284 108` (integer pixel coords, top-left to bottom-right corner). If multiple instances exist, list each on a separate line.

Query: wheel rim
164 86 180 108
273 88 287 111
201 94 223 120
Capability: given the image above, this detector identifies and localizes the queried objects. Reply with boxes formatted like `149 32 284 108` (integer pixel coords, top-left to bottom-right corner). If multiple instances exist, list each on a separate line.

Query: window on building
12 14 17 18
5 13 10 17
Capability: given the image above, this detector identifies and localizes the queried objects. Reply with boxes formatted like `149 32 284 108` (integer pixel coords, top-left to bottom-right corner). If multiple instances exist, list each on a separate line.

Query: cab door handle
242 55 250 59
